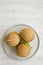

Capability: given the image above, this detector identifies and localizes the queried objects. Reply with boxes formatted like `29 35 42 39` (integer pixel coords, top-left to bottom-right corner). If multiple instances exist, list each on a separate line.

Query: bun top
21 28 35 42
6 32 20 47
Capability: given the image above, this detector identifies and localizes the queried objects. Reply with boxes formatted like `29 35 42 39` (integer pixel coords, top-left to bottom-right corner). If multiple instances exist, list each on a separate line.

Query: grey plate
2 24 40 60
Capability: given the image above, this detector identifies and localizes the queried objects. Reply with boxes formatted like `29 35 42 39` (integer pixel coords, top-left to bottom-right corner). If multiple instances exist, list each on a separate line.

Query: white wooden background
0 0 43 65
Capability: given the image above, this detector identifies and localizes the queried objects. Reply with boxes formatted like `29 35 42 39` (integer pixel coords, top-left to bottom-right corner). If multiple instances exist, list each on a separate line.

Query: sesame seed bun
16 44 31 57
21 28 35 42
6 32 20 47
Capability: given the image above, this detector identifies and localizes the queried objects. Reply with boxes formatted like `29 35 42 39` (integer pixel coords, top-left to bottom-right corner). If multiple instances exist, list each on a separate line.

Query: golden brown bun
6 32 20 47
21 28 35 42
16 44 31 57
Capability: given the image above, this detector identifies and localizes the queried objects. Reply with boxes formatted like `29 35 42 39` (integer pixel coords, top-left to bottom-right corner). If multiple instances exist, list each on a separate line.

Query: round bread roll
16 44 31 57
6 32 20 47
21 28 35 42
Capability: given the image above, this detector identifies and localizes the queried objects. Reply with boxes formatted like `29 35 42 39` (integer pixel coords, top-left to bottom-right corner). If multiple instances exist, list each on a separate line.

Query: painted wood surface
0 0 43 65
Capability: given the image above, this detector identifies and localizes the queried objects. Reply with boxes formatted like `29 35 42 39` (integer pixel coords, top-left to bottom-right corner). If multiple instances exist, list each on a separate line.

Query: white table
0 0 43 65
